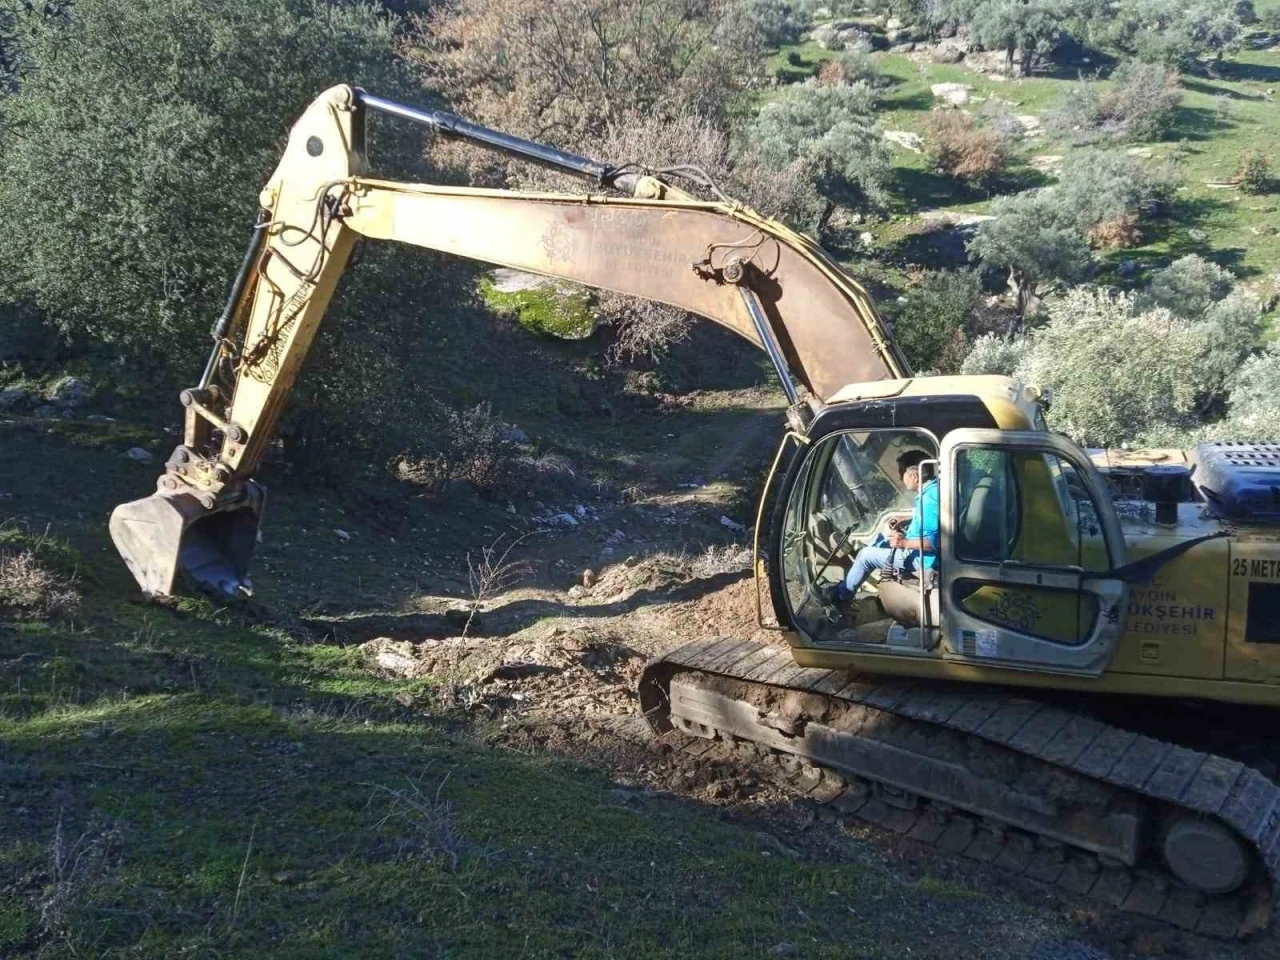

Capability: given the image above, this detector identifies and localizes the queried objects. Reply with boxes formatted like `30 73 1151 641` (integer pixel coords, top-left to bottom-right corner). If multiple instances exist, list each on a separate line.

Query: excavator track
639 638 1280 940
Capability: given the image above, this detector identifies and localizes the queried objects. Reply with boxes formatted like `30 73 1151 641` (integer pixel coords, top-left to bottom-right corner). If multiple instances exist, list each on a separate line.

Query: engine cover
1192 442 1280 522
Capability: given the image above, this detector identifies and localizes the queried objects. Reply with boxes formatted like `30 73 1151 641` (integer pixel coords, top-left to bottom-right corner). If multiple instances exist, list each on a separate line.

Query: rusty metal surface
346 181 905 401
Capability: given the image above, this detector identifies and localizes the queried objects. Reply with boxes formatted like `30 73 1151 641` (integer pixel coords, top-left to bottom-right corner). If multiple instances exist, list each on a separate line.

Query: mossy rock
479 271 597 340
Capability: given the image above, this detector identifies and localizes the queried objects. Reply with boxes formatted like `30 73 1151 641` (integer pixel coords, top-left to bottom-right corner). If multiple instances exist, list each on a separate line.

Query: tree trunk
1004 44 1015 75
1008 268 1036 328
817 199 836 236
1019 48 1035 77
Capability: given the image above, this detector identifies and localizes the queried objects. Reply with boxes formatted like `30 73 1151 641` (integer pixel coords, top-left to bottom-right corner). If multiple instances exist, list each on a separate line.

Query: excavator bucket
108 484 264 598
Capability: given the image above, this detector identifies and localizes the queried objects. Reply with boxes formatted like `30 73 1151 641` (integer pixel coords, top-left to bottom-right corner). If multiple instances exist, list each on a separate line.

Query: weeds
0 549 78 618
464 534 531 636
39 812 122 946
689 544 753 579
366 770 465 870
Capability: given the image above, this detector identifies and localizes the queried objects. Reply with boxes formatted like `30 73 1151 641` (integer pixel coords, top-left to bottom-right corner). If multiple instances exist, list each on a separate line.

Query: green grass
0 396 1065 958
0 517 1037 958
479 276 596 340
768 35 1280 289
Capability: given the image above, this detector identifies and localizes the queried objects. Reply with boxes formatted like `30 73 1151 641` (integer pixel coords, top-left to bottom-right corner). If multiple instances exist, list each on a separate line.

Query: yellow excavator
110 85 1280 939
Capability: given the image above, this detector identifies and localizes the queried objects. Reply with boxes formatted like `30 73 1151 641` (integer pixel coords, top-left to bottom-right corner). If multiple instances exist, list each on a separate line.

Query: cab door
939 429 1127 676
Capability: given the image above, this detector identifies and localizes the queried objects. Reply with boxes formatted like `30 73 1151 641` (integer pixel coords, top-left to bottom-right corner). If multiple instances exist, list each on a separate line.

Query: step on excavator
110 86 1280 938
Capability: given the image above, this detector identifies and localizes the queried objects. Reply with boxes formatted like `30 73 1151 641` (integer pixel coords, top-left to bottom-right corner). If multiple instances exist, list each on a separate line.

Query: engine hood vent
1192 442 1280 523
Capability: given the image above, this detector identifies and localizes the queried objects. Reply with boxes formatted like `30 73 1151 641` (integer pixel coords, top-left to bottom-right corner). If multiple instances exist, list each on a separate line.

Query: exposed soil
358 541 1278 960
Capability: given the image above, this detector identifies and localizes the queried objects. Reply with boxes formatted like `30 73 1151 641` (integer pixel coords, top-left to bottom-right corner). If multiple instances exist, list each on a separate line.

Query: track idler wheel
1162 817 1251 895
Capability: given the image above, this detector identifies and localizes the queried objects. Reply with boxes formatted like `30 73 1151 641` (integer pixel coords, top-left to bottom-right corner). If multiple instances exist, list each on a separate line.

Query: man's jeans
841 545 914 597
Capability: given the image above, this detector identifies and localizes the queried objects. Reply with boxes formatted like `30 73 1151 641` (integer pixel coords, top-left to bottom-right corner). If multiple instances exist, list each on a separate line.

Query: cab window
954 447 1110 572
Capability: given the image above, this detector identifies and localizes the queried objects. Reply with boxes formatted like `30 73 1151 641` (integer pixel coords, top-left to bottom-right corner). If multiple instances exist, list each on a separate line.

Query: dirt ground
4 365 1276 957
340 467 1277 960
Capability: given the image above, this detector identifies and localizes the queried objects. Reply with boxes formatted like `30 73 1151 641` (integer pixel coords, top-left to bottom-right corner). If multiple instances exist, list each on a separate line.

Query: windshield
780 428 936 641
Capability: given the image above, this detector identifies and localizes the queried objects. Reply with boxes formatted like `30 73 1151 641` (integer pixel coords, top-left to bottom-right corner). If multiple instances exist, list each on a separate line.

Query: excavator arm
109 85 906 597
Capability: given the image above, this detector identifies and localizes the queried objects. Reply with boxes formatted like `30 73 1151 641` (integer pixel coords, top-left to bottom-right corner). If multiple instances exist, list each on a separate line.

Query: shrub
1236 150 1273 194
1056 149 1177 242
1200 291 1264 394
1051 61 1182 142
922 111 1007 188
749 79 892 220
1139 254 1236 318
1100 61 1183 141
0 549 78 619
960 332 1033 376
891 269 981 372
1212 343 1280 441
817 48 884 87
1012 289 1213 446
395 402 516 497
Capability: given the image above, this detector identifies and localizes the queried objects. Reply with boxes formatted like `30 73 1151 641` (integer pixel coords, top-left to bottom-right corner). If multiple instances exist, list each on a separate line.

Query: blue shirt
903 477 940 570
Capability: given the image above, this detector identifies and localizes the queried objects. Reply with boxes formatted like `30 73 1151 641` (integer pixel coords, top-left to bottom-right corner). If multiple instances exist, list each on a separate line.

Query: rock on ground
931 82 973 106
1011 114 1042 137
918 209 995 227
929 40 967 64
883 130 925 153
489 268 555 293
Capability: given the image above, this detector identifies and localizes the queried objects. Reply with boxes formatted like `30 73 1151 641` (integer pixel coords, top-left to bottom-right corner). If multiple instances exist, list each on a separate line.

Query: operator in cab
829 450 939 602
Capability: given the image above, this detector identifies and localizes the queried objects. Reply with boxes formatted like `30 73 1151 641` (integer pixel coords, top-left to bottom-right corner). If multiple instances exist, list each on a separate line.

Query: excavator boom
109 85 905 597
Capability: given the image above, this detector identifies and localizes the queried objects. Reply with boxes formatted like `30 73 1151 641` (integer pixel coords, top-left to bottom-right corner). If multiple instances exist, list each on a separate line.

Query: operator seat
876 474 1001 628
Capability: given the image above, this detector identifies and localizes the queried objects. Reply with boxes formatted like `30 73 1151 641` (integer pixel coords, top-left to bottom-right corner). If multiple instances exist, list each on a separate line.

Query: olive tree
1013 289 1214 445
967 189 1091 321
748 78 892 230
1212 343 1280 441
890 269 982 372
961 276 1263 445
1108 0 1246 69
0 0 418 373
962 0 1072 75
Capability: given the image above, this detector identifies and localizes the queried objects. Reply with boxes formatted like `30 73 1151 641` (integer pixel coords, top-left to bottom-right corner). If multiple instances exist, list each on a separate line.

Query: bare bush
1086 212 1143 248
597 294 693 364
367 770 466 870
0 548 78 618
923 111 1007 188
40 814 122 943
464 534 532 635
394 402 515 497
1052 62 1182 142
403 0 764 181
689 544 753 579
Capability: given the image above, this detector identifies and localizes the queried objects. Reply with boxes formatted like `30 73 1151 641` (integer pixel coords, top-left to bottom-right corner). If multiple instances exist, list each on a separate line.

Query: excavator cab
771 413 1130 678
